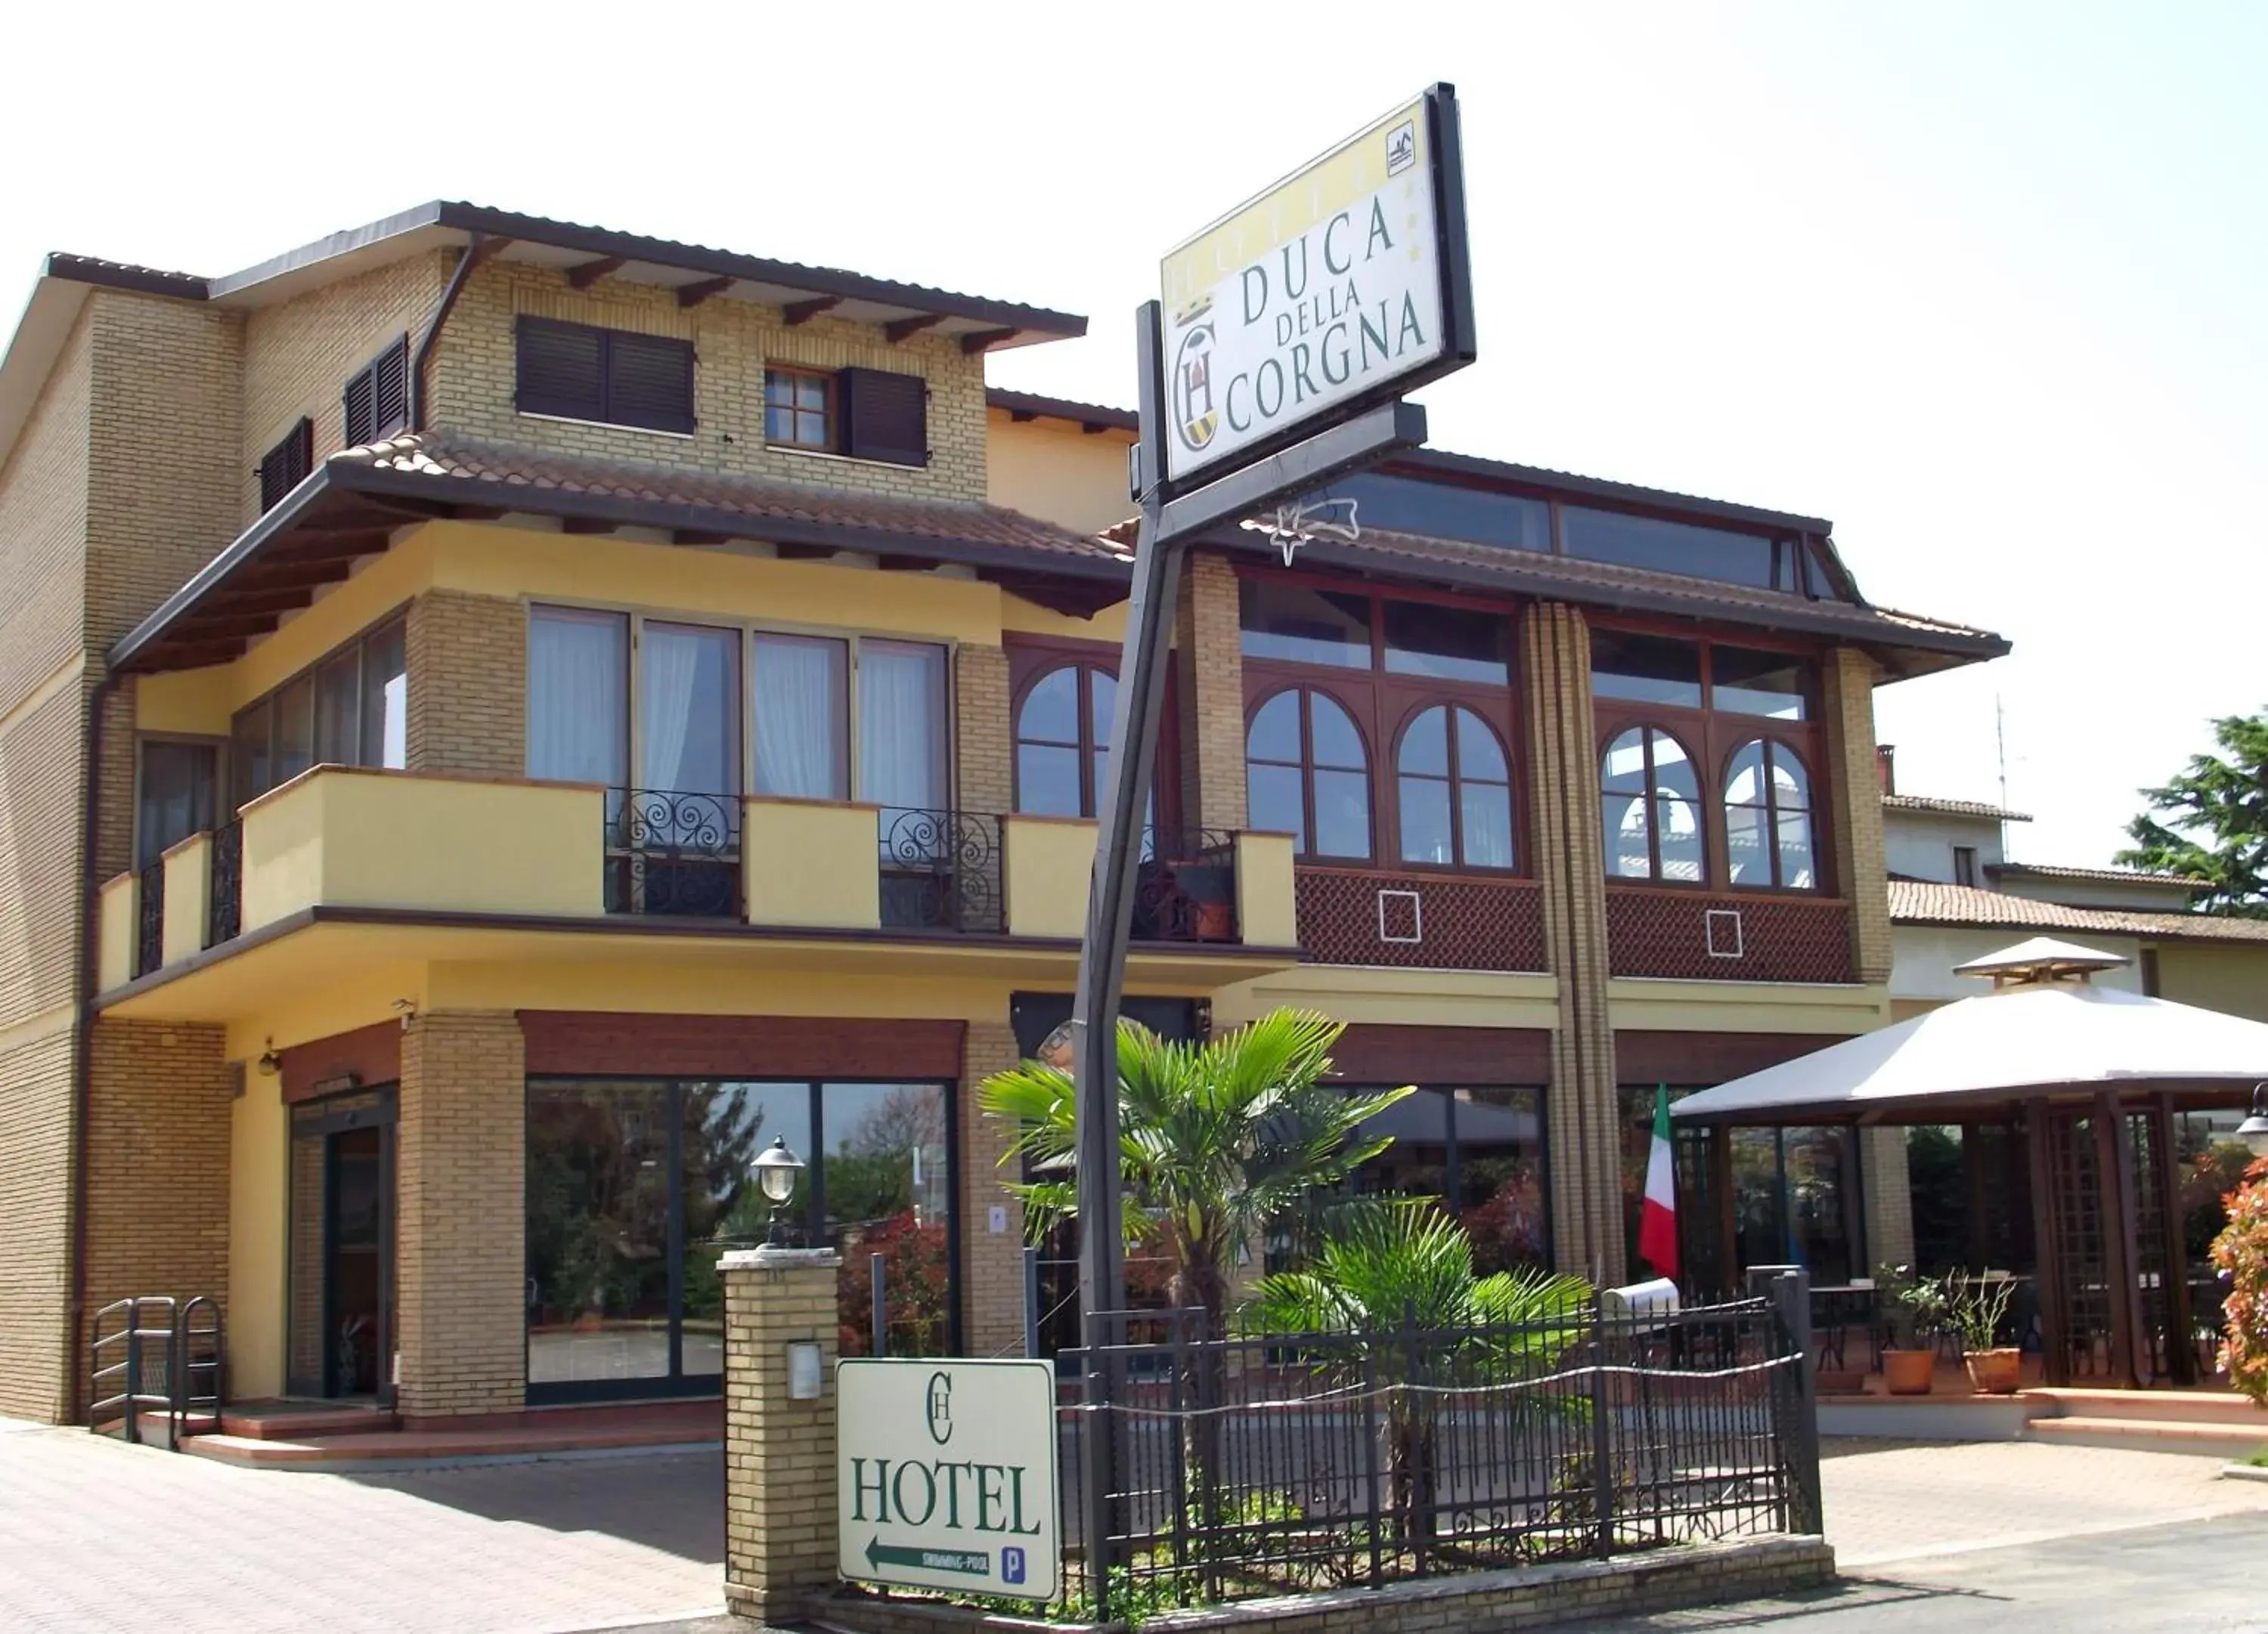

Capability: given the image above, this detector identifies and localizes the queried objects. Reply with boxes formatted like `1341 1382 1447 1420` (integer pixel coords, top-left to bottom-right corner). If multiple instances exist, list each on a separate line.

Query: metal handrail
89 1296 175 1447
88 1293 225 1451
173 1295 226 1442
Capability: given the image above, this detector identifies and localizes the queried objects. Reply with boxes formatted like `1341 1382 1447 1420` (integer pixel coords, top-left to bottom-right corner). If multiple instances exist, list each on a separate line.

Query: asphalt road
1585 1510 2268 1632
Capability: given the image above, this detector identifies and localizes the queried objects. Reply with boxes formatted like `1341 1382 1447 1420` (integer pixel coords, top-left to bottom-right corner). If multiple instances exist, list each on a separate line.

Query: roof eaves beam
885 313 946 345
782 296 842 326
961 327 1021 354
677 277 735 308
565 255 627 289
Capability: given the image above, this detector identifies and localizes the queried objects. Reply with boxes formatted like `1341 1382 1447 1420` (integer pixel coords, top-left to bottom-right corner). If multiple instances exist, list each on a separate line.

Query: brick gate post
722 1246 842 1623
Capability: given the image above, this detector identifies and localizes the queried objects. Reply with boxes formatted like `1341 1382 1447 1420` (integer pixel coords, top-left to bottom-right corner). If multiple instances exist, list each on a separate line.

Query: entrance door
287 1088 397 1403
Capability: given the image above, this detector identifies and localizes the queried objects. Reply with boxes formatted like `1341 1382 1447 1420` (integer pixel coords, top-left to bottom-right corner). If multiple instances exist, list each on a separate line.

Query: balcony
94 768 1301 997
1604 885 1854 983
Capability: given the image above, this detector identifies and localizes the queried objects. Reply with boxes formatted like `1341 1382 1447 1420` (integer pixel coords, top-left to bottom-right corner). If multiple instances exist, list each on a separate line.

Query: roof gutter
411 233 485 432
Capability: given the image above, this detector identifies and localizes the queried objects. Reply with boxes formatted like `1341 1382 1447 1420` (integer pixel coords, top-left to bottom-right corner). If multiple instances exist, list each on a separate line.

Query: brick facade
406 589 526 778
1176 550 1246 831
432 258 989 506
954 645 1012 815
720 1248 843 1623
1524 602 1625 1286
1823 646 1892 986
395 1011 526 1418
0 1027 76 1420
959 1021 1025 1357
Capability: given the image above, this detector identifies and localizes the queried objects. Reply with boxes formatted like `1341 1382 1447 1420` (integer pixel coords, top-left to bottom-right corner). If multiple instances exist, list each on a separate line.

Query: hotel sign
838 1358 1060 1602
1157 83 1474 487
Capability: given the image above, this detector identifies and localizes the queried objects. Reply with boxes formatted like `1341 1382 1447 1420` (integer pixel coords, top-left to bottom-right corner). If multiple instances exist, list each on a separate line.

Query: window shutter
342 370 376 448
372 336 410 438
839 367 928 466
605 332 696 434
516 317 605 420
259 418 314 512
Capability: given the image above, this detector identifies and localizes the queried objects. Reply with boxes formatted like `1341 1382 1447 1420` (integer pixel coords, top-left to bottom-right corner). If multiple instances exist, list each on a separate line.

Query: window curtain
860 642 946 852
754 635 846 800
528 608 629 797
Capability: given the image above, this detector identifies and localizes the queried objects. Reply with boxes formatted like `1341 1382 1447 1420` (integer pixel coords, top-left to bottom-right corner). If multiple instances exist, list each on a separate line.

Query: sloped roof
1988 862 2208 892
1882 794 2033 822
1888 880 2268 945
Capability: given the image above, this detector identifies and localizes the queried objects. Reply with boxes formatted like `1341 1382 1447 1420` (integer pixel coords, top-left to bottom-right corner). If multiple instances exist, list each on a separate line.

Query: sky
4 3 2260 867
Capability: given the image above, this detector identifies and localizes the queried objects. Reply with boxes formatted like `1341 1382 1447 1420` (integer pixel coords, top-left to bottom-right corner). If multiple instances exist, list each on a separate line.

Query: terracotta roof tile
1888 880 2268 943
1988 862 2208 890
336 433 1131 564
1882 794 2033 822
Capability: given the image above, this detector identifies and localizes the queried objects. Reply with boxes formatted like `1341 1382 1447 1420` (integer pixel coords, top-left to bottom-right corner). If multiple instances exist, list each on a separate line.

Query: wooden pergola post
2096 1091 2147 1390
2153 1091 2196 1386
2024 1107 2068 1387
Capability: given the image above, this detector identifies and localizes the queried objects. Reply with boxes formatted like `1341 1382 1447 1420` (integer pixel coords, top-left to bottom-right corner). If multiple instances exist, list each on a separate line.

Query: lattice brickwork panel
1605 889 1854 983
1296 867 1547 972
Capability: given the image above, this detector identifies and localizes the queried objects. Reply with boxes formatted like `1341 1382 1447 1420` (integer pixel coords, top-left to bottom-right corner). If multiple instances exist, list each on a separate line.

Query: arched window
1600 726 1703 883
1396 705 1514 868
1015 664 1115 817
1724 739 1817 890
1247 688 1371 859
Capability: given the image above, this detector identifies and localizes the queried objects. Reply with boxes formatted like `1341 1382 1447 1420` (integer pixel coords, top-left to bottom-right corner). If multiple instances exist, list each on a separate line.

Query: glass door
287 1088 397 1403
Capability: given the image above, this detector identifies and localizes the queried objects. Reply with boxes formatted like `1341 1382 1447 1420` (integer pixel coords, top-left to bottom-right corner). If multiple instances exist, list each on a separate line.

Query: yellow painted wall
2156 942 2268 1023
227 1079 289 1400
1004 815 1095 940
96 874 135 992
1235 832 1298 949
1606 977 1889 1036
744 799 880 930
1213 963 1561 1032
985 410 1138 537
241 768 604 928
160 832 212 966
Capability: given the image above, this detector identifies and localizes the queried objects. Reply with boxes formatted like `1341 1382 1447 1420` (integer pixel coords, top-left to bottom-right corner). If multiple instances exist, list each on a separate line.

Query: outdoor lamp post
2236 1084 2268 1158
750 1136 806 1246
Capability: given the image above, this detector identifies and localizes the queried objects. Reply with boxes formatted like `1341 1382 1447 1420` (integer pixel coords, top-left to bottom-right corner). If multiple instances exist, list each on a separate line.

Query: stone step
2027 1414 2268 1459
218 1405 400 1439
2020 1388 2268 1428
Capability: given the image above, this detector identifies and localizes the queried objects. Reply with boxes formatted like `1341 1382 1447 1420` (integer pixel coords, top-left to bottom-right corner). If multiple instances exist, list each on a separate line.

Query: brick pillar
956 644 1012 815
1175 550 1246 831
961 1020 1026 1357
406 590 526 778
395 1010 525 1419
1523 603 1626 1287
1860 1126 1914 1273
1821 646 1892 986
722 1246 842 1623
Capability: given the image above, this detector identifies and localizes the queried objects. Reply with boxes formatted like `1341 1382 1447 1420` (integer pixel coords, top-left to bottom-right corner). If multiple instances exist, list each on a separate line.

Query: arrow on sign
865 1536 991 1577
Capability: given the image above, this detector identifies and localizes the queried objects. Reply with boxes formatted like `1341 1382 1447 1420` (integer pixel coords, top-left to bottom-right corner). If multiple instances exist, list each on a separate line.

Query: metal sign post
1068 85 1476 1612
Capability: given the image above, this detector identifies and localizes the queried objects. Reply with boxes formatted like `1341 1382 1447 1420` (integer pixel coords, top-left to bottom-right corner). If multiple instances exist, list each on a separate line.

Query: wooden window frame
1721 736 1818 892
1245 682 1375 863
1591 623 1832 895
1006 636 1182 828
1235 562 1527 877
1600 723 1707 887
764 366 836 452
228 610 410 807
1393 704 1517 872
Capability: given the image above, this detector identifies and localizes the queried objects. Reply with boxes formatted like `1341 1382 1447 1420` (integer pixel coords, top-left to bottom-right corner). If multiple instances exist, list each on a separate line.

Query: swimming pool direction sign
838 1358 1059 1602
1157 82 1475 490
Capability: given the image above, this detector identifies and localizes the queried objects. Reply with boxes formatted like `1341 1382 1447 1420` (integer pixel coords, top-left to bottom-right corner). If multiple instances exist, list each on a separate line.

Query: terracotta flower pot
1882 1348 1936 1395
1963 1348 2023 1395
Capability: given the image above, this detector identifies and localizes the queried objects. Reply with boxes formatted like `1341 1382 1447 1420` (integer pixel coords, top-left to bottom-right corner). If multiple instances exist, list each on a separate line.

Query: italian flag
1637 1084 1679 1282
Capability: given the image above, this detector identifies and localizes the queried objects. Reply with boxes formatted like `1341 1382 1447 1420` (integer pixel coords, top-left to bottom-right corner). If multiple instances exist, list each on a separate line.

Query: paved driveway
0 1418 723 1634
9 1419 2268 1633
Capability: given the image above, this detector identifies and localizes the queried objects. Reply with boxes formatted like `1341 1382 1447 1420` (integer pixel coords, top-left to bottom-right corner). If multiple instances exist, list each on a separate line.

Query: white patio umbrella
1670 937 2268 1125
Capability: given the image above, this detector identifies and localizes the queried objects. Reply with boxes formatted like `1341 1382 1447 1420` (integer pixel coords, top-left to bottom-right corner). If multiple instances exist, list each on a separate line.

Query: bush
2211 1157 2268 1405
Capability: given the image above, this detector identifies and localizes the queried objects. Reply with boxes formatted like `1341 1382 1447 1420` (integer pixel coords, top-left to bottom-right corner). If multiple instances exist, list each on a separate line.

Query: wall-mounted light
256 1037 280 1078
392 998 418 1029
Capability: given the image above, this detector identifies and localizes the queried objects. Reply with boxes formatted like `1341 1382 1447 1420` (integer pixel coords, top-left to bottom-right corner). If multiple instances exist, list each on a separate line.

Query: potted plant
1876 1263 1946 1395
1947 1271 2022 1394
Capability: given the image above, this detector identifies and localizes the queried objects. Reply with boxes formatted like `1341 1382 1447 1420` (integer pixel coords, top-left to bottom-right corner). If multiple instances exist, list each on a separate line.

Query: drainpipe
409 232 485 433
65 666 124 1420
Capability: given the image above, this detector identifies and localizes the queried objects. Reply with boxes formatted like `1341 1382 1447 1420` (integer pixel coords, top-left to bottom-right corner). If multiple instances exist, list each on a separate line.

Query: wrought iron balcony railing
1129 828 1239 942
879 808 1002 934
135 861 165 978
604 788 742 919
206 821 243 948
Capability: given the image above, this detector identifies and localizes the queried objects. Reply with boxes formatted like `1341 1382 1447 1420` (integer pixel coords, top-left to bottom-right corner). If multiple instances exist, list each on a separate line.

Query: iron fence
879 809 1001 933
206 821 243 947
1038 1298 1813 1615
606 788 742 918
1130 828 1238 943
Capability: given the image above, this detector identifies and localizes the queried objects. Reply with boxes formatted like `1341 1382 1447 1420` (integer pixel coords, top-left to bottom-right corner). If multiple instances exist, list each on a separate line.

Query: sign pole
1070 299 1178 1611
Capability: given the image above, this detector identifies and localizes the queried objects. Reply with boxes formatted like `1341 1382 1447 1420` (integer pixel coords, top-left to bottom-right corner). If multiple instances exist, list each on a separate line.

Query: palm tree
979 1007 1413 1342
1242 1205 1592 1553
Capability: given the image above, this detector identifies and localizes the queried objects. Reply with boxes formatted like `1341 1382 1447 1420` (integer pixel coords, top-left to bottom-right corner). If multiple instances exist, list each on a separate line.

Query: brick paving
1819 1436 2268 1566
0 1419 723 1633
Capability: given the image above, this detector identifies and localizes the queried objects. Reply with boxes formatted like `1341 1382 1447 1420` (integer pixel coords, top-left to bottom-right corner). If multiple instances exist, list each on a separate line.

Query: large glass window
137 740 218 869
528 1076 956 1400
1247 688 1371 859
862 640 949 839
752 633 848 800
1342 1085 1549 1274
1381 601 1510 685
1724 739 1817 890
528 607 631 788
1396 704 1514 869
1015 663 1123 820
1591 631 1703 710
229 614 407 809
1601 726 1703 882
1712 647 1811 721
640 622 740 799
1238 580 1372 669
1562 507 1777 589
